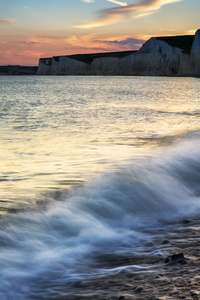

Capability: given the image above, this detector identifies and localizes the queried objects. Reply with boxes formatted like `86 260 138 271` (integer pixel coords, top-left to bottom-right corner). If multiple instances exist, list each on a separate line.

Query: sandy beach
39 217 200 300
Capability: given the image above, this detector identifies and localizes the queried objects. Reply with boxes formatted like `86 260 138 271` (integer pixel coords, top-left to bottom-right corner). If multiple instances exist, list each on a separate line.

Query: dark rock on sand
118 296 126 300
164 252 186 264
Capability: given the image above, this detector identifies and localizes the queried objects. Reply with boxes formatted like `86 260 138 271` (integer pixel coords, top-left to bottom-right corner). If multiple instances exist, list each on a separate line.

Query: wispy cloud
97 37 145 49
107 0 128 6
28 36 56 44
81 0 95 3
0 18 16 24
76 0 183 28
65 33 145 53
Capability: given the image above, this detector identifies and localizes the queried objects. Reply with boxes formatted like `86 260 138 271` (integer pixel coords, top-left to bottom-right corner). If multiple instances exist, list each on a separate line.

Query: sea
0 75 200 299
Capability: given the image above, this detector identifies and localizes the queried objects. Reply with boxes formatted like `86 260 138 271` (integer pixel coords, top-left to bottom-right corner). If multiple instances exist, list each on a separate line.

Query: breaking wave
0 135 200 299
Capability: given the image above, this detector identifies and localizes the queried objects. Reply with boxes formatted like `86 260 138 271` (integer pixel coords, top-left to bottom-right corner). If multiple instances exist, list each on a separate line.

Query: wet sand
34 217 200 300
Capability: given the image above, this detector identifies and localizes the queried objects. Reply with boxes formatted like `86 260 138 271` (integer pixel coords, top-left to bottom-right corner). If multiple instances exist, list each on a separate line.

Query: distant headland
37 29 200 77
0 65 37 75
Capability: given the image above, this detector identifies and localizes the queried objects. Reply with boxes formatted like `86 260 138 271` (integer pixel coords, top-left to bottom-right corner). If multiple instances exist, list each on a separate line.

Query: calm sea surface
0 75 200 299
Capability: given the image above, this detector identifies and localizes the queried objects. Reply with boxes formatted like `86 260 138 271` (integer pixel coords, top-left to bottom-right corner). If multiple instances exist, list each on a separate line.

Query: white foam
0 136 200 298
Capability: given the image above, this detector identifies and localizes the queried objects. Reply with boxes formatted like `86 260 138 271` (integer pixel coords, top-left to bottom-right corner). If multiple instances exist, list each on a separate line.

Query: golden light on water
0 76 200 214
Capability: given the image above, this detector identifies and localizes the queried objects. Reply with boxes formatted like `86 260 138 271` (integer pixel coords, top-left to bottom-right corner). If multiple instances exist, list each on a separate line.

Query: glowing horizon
0 0 199 65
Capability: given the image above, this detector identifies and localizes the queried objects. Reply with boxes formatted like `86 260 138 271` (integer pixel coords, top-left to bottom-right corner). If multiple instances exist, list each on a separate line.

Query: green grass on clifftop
52 50 137 65
69 51 137 64
156 35 194 54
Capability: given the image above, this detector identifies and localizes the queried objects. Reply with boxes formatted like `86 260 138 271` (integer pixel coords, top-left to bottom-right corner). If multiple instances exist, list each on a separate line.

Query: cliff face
37 57 92 75
37 30 200 76
127 37 191 76
190 29 200 75
52 56 92 75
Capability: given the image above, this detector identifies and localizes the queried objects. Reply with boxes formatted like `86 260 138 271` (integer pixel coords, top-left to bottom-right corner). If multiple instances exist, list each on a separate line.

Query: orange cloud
185 29 197 35
0 36 59 65
65 33 145 52
28 36 56 44
75 0 183 28
0 45 45 65
0 18 16 24
0 32 145 65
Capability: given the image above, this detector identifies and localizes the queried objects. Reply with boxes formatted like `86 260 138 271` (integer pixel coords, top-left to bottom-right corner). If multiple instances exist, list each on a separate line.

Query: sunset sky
0 0 199 65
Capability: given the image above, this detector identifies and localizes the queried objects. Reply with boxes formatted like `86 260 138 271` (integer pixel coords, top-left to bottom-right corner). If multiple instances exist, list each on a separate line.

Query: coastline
36 30 200 77
0 71 199 78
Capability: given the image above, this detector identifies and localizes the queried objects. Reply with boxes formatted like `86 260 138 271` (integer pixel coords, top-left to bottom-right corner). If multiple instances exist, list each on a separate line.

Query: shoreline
0 72 199 78
31 217 200 300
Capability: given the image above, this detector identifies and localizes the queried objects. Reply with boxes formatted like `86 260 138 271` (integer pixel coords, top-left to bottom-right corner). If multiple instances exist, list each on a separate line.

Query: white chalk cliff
37 30 200 76
190 29 200 74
